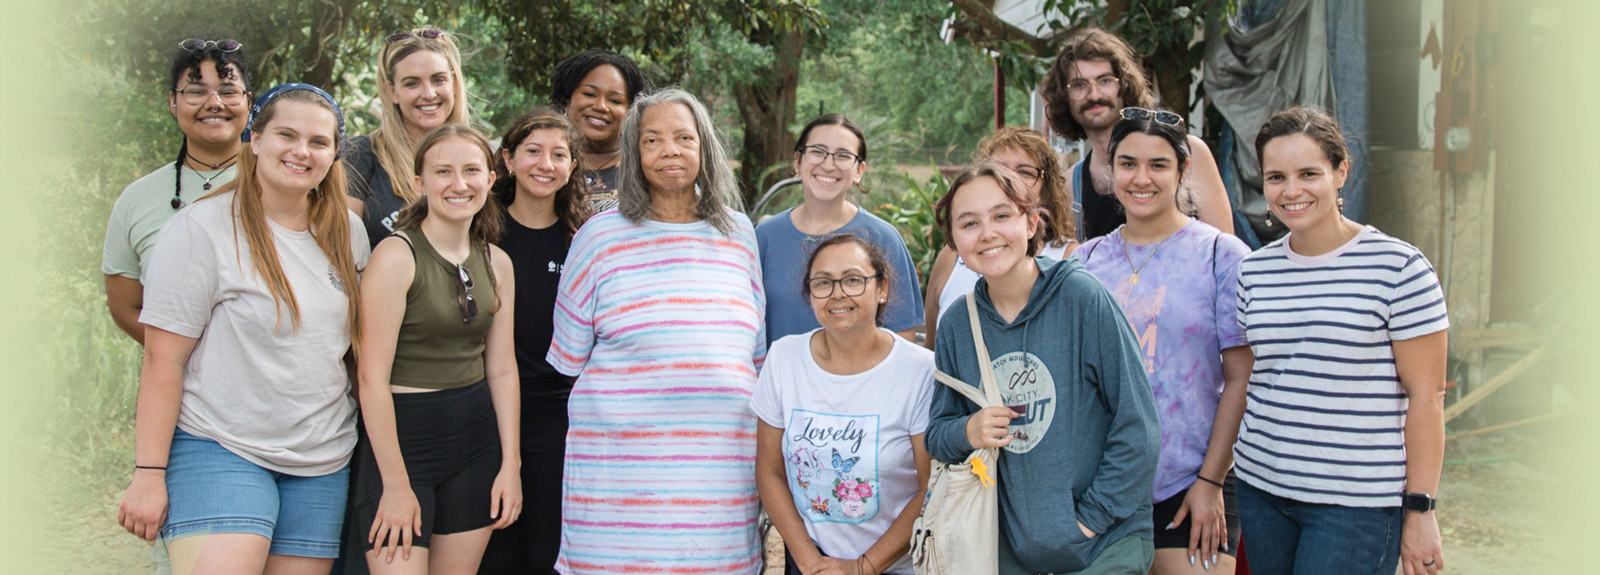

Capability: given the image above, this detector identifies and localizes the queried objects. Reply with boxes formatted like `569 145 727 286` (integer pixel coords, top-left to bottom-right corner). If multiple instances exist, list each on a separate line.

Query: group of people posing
103 24 1449 575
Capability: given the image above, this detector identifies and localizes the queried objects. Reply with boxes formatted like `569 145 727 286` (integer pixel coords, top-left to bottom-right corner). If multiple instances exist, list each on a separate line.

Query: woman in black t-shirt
477 109 591 575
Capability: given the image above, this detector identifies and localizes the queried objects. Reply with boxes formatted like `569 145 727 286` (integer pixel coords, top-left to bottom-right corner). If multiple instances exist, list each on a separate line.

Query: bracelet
1195 474 1225 489
135 465 167 472
859 555 879 575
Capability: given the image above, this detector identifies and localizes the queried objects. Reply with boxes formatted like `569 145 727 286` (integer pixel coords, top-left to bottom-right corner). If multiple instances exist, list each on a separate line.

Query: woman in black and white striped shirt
1234 106 1448 575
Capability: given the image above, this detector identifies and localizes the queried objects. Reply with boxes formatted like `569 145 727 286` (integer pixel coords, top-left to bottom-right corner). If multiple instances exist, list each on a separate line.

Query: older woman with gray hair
546 88 766 575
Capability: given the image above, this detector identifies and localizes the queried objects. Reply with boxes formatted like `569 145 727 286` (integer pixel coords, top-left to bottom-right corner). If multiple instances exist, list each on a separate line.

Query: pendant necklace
1121 221 1184 286
186 154 238 191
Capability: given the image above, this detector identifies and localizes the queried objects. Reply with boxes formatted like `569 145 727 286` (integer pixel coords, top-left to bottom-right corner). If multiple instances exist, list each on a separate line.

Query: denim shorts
161 428 350 558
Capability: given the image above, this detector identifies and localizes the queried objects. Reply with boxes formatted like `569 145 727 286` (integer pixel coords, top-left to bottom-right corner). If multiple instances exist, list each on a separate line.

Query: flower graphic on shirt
327 265 344 292
833 477 875 519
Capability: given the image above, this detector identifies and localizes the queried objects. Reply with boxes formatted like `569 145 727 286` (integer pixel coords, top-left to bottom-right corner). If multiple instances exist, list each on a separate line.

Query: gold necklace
1120 221 1184 285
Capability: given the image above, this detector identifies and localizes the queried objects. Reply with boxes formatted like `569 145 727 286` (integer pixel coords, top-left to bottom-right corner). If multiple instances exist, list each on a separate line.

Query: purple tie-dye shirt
1077 220 1250 501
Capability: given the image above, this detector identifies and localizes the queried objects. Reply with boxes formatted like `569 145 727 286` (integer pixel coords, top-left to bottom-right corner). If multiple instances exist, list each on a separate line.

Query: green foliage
796 0 1031 167
866 165 949 293
479 0 824 94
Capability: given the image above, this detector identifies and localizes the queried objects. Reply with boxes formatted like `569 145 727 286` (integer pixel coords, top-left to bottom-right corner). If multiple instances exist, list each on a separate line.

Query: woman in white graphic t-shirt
752 233 936 575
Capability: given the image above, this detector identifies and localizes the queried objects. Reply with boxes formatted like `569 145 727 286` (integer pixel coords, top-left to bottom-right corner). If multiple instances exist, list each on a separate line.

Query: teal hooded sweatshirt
926 255 1160 573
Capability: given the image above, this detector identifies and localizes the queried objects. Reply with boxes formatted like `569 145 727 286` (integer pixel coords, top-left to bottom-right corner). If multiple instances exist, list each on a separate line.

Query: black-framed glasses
1066 75 1120 98
176 86 248 107
456 263 479 323
179 38 242 53
387 29 446 43
807 274 878 299
1120 107 1184 127
800 146 862 170
1007 165 1042 188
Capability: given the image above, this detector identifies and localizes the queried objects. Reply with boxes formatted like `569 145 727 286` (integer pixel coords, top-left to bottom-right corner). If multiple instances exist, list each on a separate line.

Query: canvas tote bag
910 294 1003 575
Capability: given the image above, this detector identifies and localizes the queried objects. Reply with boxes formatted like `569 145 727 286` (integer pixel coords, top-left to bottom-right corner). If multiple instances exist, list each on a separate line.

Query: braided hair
168 38 252 209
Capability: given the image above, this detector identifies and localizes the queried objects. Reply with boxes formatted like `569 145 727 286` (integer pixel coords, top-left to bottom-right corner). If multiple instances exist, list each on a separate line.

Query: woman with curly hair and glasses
103 35 252 346
924 127 1076 351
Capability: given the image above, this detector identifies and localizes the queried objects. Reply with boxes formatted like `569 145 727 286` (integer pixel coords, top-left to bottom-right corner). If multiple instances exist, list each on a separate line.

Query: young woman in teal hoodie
925 164 1162 575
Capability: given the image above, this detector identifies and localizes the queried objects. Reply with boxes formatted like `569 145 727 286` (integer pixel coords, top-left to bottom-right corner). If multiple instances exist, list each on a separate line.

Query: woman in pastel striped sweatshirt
547 88 768 575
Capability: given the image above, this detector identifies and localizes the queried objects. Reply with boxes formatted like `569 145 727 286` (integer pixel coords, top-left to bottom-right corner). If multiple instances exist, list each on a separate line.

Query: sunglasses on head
180 39 242 53
387 29 446 43
1120 107 1184 127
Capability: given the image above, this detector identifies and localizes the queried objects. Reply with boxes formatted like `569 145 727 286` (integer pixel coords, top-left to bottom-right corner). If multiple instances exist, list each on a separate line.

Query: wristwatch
1403 492 1436 512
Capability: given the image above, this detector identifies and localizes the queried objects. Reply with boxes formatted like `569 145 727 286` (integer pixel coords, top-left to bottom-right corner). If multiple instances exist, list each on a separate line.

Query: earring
1337 196 1346 212
1264 211 1273 228
879 297 887 303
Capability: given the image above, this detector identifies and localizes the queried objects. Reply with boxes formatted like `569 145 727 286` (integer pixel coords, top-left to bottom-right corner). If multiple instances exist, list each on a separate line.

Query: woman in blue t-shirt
755 114 923 343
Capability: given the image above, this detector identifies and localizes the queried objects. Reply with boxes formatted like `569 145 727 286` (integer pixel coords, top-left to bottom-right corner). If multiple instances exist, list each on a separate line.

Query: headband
241 83 347 160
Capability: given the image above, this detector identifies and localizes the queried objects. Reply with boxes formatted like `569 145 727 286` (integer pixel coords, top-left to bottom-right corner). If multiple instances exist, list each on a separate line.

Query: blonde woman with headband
118 83 368 574
346 25 472 247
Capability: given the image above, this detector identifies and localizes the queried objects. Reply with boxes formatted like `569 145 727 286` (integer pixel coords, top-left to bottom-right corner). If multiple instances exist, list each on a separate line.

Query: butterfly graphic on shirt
809 495 831 516
790 447 823 490
831 448 859 474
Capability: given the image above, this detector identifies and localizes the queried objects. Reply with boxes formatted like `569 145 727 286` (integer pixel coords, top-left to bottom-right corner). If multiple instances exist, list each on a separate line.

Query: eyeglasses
176 86 247 107
1067 76 1120 98
1006 165 1042 188
807 274 877 299
387 29 446 43
456 263 479 323
1120 107 1184 127
179 39 242 53
800 146 862 170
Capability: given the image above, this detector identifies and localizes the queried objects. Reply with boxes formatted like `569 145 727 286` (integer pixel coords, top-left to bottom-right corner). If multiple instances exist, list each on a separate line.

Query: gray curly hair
616 87 743 234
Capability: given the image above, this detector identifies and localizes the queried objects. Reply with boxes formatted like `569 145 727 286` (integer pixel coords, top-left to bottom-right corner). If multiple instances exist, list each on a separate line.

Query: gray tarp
1205 0 1370 239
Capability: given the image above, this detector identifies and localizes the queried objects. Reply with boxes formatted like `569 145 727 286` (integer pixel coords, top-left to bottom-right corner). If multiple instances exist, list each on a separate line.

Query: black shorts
352 379 503 550
1151 470 1241 556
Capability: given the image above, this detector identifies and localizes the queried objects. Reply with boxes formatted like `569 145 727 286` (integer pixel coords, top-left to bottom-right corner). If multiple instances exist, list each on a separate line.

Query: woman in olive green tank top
353 124 522 573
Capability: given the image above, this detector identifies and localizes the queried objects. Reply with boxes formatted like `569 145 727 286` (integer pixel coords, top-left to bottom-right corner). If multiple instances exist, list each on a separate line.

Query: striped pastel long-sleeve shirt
1234 226 1448 508
547 209 767 575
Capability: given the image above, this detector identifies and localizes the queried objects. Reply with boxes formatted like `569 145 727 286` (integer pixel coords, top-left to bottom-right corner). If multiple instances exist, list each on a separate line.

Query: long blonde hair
212 89 363 348
371 26 471 204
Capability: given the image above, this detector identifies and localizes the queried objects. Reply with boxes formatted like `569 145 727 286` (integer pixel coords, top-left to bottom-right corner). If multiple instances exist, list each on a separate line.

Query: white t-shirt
140 190 371 476
937 242 1071 318
751 329 936 574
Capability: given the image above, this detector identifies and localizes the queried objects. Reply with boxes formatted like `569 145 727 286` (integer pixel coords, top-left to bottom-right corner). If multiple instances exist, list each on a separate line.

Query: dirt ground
34 430 1571 574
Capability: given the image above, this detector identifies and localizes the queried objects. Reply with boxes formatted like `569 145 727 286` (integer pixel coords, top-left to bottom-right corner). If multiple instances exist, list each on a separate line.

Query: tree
478 1 823 207
80 1 460 92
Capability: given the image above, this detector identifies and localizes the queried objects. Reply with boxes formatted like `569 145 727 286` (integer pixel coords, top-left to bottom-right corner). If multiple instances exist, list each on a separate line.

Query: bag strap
966 295 1005 407
934 370 990 408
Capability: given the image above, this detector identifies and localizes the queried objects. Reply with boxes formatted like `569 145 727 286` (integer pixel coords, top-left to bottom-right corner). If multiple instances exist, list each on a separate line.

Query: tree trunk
732 26 806 210
300 0 359 90
1150 51 1191 117
1105 0 1132 25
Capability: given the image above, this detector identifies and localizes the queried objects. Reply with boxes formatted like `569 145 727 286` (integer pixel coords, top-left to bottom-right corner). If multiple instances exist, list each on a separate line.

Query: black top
1078 149 1125 241
345 135 411 248
497 214 574 401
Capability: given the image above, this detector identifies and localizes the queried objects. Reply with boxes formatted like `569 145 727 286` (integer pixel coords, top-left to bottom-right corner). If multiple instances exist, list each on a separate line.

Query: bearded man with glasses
1039 27 1236 242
